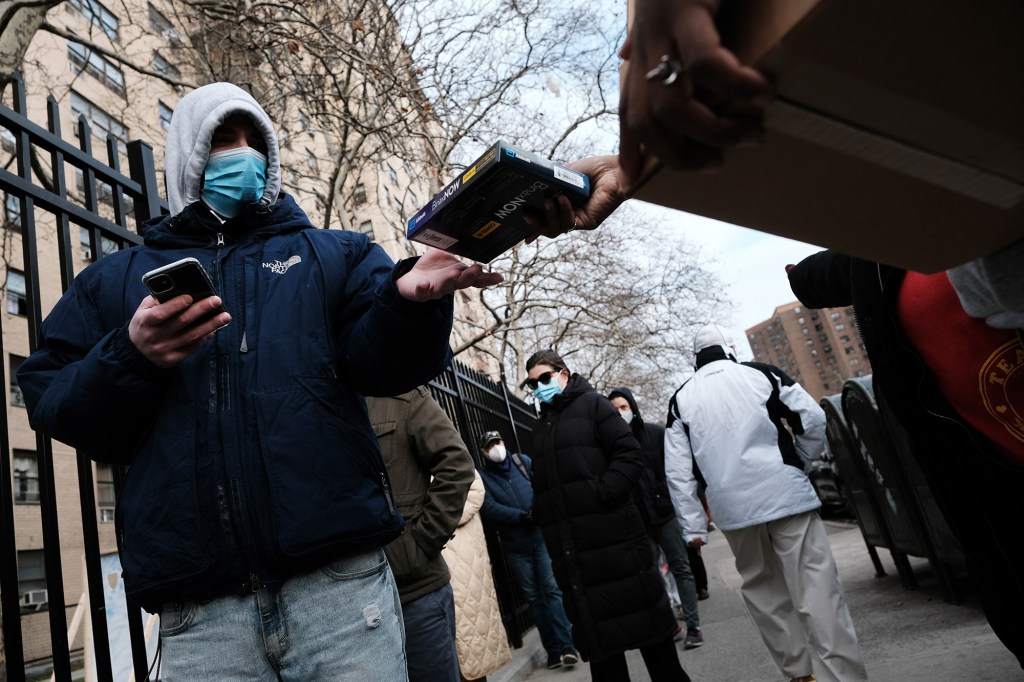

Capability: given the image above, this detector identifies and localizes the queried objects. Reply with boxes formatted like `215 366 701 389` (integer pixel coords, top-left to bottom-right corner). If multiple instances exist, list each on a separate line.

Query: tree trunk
0 1 63 87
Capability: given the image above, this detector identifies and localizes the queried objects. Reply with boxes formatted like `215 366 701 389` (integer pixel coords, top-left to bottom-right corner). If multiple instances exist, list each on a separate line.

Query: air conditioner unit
21 589 47 607
162 29 185 49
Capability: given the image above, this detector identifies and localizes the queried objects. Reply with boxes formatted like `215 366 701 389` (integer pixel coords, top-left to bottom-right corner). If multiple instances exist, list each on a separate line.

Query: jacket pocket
118 404 210 593
254 377 396 556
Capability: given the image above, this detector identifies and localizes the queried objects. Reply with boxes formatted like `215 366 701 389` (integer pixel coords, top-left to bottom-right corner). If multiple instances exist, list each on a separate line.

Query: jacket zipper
381 472 396 514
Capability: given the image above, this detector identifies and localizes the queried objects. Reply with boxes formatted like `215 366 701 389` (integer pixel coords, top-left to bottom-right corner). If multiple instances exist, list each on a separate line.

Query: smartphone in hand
143 257 218 303
142 257 227 327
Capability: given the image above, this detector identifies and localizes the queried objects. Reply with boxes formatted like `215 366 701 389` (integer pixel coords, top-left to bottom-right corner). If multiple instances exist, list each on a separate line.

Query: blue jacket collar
142 193 311 248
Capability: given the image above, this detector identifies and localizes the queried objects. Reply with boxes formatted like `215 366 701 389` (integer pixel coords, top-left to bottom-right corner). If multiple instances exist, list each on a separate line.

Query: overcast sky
632 202 826 359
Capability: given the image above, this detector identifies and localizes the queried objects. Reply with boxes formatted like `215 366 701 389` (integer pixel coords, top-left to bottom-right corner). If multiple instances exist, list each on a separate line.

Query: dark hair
525 349 569 373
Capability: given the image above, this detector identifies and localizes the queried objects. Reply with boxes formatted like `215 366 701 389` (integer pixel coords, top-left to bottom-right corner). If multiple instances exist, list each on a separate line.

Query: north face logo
262 255 301 274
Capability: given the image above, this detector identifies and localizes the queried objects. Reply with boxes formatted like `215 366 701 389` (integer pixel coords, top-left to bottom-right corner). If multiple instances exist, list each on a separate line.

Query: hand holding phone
142 257 218 304
133 258 230 368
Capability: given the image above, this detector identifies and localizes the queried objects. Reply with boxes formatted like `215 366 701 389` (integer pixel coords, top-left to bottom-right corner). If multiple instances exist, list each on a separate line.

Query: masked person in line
523 350 692 682
15 82 507 680
607 387 703 649
477 430 578 671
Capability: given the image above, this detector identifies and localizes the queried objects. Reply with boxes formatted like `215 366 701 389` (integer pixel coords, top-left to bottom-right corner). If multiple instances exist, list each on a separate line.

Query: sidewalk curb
489 628 546 682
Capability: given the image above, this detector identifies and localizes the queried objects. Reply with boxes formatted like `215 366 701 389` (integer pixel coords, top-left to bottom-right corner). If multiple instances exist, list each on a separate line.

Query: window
158 101 173 131
408 190 418 207
850 358 860 366
393 197 403 216
352 183 367 206
823 345 832 354
844 346 855 355
4 192 21 228
69 0 119 42
797 317 805 324
387 166 398 186
96 462 116 511
840 334 851 343
17 550 47 612
6 269 27 316
305 148 318 172
804 339 813 346
13 450 40 504
802 328 809 335
830 311 841 320
78 225 120 261
358 220 373 236
835 323 846 331
794 306 801 313
74 169 129 212
814 323 823 332
152 52 180 80
10 354 25 406
810 350 818 357
148 3 172 33
818 334 827 342
71 91 127 155
68 39 125 95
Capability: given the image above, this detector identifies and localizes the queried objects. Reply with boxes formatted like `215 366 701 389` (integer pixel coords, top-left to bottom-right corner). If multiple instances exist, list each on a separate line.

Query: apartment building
745 301 872 402
1 0 497 664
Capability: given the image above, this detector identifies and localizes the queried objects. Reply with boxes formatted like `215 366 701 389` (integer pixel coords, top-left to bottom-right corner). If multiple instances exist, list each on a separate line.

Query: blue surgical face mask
534 372 564 404
202 147 268 218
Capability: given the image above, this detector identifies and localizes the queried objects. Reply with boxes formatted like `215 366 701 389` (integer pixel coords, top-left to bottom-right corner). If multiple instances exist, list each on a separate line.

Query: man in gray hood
18 82 507 680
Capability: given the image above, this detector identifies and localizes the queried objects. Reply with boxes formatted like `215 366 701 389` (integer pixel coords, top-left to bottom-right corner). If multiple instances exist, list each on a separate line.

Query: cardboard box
407 141 591 263
627 0 1024 273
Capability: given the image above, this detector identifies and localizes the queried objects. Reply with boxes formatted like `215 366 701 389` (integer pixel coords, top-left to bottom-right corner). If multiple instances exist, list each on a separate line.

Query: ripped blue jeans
158 547 408 681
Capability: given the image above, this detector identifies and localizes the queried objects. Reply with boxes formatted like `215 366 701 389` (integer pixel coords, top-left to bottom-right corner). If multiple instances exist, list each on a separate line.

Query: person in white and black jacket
664 324 867 682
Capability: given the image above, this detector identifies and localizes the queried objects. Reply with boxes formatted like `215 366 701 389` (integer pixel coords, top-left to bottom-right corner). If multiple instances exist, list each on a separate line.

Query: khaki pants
723 511 868 682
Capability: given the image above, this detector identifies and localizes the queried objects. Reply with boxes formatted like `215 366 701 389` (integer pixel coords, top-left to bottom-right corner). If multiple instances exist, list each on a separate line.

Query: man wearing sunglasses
522 349 690 682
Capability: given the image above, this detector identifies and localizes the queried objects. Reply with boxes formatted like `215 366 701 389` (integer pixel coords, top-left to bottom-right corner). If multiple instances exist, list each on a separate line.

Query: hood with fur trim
165 82 281 215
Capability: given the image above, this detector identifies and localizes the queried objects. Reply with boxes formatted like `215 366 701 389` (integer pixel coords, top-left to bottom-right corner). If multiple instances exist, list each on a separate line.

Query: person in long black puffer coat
523 349 691 682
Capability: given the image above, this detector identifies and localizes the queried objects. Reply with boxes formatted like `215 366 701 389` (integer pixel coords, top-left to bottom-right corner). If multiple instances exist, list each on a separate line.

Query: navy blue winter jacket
17 195 454 610
479 455 543 554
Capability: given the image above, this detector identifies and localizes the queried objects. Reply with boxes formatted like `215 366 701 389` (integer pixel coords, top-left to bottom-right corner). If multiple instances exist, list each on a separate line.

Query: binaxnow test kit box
407 141 591 263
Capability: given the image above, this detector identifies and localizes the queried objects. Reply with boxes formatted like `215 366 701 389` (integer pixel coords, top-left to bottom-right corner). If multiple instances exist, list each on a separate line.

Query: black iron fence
0 73 534 680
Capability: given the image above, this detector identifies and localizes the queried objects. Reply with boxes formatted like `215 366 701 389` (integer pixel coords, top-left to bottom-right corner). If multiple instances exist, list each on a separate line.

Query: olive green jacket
366 387 475 604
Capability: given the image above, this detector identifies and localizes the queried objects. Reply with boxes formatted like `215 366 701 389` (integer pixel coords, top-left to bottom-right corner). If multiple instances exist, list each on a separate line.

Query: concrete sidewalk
498 519 1021 682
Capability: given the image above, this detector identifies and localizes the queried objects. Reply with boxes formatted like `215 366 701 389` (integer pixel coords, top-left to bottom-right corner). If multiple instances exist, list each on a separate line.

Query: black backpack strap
743 362 805 470
510 452 531 482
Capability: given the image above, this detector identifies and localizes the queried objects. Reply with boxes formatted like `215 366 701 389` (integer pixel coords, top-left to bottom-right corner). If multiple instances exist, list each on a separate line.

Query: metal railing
0 73 535 679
